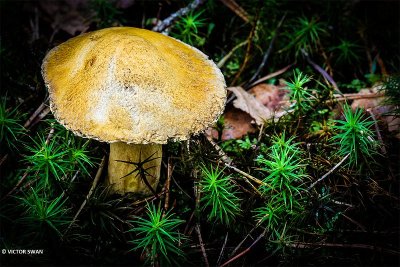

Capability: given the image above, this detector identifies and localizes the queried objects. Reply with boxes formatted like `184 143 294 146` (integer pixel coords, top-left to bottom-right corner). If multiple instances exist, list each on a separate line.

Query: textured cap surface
42 27 226 144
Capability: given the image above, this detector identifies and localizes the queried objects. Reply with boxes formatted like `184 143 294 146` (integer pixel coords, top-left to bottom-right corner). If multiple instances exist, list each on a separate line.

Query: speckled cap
42 27 226 144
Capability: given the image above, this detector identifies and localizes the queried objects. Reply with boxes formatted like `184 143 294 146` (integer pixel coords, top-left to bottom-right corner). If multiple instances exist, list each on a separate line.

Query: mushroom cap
42 27 226 144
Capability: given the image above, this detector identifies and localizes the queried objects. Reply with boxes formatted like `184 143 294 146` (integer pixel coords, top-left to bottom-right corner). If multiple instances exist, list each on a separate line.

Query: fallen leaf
351 86 384 110
248 83 289 111
206 83 290 141
205 107 256 141
351 84 399 138
228 86 272 125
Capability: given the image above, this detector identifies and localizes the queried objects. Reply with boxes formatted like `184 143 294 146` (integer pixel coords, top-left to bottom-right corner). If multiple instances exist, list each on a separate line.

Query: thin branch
204 134 233 164
152 0 207 32
332 92 384 102
163 157 173 216
195 224 210 267
301 49 340 93
131 190 166 206
308 153 350 190
231 12 259 85
229 217 265 257
216 232 229 266
45 123 55 145
219 0 250 23
1 171 30 201
217 40 248 68
367 109 387 155
24 100 48 128
220 228 267 267
287 241 400 255
0 154 9 167
247 13 287 85
204 134 265 186
64 156 106 235
246 63 294 89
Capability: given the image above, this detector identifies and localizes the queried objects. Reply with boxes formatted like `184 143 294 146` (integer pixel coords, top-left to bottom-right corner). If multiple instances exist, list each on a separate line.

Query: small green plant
0 97 25 150
23 130 96 186
24 134 70 185
281 16 327 57
256 133 307 208
66 137 95 176
17 187 70 238
237 135 257 150
309 119 335 140
381 75 400 116
91 0 122 28
330 39 362 64
129 203 186 265
285 70 315 113
171 10 209 46
199 164 241 225
84 186 133 239
331 104 377 167
340 79 367 92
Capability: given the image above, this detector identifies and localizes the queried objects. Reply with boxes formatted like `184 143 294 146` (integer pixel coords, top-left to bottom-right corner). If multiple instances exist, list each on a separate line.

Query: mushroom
41 27 226 195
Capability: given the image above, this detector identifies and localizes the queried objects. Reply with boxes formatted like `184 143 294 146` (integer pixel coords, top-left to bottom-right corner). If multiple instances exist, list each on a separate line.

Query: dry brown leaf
205 107 256 141
228 86 272 125
351 86 385 110
248 83 289 111
205 84 290 140
351 85 400 137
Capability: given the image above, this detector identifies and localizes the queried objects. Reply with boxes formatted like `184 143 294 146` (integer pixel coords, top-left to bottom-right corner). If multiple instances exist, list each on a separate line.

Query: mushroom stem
107 142 162 195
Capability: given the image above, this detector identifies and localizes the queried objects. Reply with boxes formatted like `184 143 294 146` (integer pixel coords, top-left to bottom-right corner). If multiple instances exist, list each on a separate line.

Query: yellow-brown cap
42 27 226 144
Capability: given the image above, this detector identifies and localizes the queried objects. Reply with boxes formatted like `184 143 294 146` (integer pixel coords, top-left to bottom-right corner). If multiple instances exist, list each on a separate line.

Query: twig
1 124 57 201
195 224 210 267
257 123 264 142
375 52 388 76
247 13 287 85
308 153 350 190
246 63 294 88
204 134 233 164
0 154 9 167
231 13 259 85
183 211 195 236
332 92 384 102
330 199 354 208
1 171 30 201
217 40 248 68
131 190 166 206
287 241 399 255
64 156 106 235
204 134 265 186
163 157 173 216
171 176 192 199
216 232 229 266
219 0 250 23
30 107 51 129
367 109 387 155
225 164 264 186
278 92 385 106
301 49 340 93
230 217 264 257
340 213 366 231
220 228 267 267
152 0 206 32
23 98 49 128
45 123 55 145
